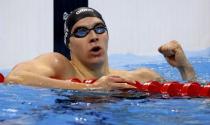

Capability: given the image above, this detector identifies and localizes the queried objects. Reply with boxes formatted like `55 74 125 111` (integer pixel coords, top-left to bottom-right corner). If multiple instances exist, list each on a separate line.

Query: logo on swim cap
76 8 94 15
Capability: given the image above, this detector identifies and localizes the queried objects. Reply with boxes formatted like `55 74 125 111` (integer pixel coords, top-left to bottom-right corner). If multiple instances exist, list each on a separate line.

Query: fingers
158 40 182 56
108 76 125 83
107 76 136 89
165 56 177 67
105 76 126 84
164 50 176 57
107 75 134 84
158 46 163 53
96 75 135 90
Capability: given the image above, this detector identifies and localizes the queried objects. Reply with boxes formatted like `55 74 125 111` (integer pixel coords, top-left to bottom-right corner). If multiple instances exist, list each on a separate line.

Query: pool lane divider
0 73 4 83
69 78 210 98
128 81 210 98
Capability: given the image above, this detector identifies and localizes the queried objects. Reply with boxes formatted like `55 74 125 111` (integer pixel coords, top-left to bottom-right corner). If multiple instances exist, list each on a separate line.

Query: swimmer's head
63 7 106 47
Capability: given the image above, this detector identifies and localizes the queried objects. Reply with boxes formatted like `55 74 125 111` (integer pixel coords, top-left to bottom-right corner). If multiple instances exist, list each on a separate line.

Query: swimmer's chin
87 51 106 63
89 57 106 65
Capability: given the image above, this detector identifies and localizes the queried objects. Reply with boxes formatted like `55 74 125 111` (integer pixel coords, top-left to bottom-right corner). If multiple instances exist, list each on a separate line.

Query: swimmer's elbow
5 71 26 84
4 63 25 83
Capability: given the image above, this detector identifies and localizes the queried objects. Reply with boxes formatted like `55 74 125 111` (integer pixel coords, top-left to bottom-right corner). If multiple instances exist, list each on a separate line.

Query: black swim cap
64 7 106 46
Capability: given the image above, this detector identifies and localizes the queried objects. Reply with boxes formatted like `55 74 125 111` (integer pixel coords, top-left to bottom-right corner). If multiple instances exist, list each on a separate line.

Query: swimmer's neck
70 57 109 79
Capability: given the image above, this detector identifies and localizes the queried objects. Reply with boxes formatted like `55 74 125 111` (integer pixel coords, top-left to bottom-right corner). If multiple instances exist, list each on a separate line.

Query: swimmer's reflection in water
53 89 149 104
5 7 196 91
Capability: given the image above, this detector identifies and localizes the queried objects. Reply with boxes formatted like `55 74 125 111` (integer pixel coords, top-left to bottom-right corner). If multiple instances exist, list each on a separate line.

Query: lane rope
68 78 210 98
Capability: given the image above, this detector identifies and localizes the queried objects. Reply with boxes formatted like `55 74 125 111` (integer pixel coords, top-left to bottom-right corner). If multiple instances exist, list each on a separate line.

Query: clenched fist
158 40 189 68
158 40 196 81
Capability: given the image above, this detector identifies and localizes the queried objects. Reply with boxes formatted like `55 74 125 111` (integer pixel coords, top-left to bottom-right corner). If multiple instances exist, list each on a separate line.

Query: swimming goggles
70 23 107 38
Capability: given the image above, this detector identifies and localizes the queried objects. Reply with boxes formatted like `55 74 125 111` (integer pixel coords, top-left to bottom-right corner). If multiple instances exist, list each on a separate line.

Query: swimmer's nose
89 30 99 43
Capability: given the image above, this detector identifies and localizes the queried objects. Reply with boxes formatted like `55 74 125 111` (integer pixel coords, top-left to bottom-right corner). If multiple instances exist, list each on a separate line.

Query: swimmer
5 7 196 91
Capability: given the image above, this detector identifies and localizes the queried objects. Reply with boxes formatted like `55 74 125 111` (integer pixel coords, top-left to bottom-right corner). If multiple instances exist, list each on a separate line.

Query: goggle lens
71 24 107 38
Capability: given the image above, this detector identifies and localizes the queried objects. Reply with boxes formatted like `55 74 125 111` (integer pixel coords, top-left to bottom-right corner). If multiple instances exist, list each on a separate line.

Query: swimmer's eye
94 24 107 34
70 23 107 38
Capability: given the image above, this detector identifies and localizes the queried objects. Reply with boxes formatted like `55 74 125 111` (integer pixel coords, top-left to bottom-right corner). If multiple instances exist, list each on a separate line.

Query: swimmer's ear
68 40 71 50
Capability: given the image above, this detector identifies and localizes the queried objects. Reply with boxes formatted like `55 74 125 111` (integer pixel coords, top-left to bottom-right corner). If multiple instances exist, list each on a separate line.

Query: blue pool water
0 56 210 125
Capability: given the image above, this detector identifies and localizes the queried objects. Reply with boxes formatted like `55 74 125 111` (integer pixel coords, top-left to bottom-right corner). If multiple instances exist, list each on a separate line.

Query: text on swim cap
76 8 94 15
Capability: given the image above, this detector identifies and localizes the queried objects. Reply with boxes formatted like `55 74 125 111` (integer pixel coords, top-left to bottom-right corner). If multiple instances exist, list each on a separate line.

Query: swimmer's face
69 17 109 66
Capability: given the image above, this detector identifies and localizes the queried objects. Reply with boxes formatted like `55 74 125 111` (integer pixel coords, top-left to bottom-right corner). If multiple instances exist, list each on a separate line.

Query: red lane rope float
68 78 82 83
141 81 163 94
181 82 201 97
68 78 96 84
83 79 97 84
68 78 210 98
199 84 210 97
0 73 4 83
133 81 210 98
160 82 183 97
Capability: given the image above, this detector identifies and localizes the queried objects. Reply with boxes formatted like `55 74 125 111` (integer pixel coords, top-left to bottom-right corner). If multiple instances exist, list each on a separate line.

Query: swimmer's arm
158 41 196 81
5 53 66 82
130 68 165 82
5 69 133 90
5 71 92 90
110 68 164 83
177 63 196 81
4 53 93 90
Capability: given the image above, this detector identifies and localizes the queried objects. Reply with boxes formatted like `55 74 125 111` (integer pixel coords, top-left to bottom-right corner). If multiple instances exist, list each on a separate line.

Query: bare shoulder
109 68 131 77
131 67 164 82
132 67 158 74
33 52 74 75
110 67 164 82
7 52 73 78
110 67 158 76
34 52 69 64
13 52 72 71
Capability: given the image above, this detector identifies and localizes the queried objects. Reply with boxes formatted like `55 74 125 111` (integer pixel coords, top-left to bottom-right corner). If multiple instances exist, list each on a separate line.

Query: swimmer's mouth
90 46 102 52
90 46 103 56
